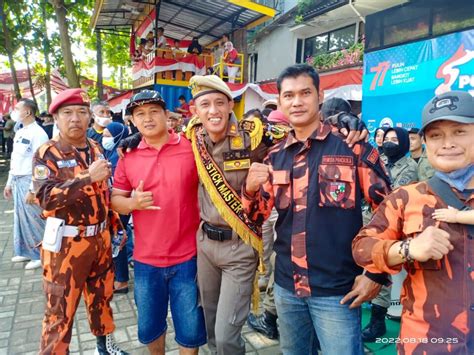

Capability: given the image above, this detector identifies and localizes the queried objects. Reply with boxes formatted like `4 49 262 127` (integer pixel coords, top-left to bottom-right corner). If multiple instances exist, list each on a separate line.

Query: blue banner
362 29 474 138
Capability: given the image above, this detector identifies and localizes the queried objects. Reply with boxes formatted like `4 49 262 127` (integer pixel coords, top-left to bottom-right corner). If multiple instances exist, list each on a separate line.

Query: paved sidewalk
0 152 281 354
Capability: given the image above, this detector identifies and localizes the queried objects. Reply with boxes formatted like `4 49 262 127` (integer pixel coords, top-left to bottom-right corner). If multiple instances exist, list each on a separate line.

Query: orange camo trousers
39 231 115 354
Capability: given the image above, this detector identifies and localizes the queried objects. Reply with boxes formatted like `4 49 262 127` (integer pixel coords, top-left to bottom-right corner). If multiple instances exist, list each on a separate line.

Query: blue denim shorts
134 257 207 348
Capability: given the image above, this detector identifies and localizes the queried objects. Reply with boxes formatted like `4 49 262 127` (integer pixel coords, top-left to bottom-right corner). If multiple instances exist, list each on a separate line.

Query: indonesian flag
132 55 207 80
257 68 363 101
136 8 155 38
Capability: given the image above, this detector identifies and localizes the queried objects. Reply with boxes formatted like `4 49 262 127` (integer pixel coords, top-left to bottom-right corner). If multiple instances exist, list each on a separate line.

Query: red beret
49 88 91 114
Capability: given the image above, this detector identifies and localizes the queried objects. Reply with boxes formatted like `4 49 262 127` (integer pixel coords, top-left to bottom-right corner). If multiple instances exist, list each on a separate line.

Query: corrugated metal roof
91 0 276 45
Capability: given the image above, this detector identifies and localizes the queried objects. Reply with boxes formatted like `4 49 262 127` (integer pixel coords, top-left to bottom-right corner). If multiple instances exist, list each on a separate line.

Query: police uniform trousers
40 230 115 354
197 223 258 355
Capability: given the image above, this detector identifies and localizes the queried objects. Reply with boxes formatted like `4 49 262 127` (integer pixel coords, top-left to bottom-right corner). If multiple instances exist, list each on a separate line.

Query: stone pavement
0 152 281 355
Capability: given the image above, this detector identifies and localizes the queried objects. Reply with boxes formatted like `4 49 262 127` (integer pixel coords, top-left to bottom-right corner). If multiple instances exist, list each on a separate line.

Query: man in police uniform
33 89 128 355
186 75 266 355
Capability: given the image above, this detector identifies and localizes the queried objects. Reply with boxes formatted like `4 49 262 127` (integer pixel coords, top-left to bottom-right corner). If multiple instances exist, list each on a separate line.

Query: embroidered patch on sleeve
366 148 379 165
33 165 50 180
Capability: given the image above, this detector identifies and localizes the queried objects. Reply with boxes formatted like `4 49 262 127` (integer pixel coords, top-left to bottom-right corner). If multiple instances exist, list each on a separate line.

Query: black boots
95 334 129 355
247 310 279 340
362 304 387 342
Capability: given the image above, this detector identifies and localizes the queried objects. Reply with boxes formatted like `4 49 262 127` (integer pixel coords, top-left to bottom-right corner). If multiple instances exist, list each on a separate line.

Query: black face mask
382 141 400 158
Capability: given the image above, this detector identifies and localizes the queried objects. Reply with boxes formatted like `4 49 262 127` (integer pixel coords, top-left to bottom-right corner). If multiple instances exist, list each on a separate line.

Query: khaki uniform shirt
3 119 15 139
388 155 418 189
198 114 266 228
415 149 435 181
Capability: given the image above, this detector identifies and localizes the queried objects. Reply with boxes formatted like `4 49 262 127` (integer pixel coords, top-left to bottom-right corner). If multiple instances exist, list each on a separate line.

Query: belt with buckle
202 222 233 242
63 220 107 237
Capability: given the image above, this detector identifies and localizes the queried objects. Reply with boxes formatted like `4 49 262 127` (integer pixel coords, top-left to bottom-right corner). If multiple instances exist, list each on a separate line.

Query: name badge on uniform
57 159 78 168
223 159 251 171
223 150 250 171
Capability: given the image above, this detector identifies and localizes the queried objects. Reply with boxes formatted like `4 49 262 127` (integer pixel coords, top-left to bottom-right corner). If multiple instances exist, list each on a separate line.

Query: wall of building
283 0 298 13
254 23 297 81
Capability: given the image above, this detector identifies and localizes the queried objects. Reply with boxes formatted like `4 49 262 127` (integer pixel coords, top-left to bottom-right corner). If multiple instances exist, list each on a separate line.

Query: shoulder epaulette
265 123 291 143
239 116 263 150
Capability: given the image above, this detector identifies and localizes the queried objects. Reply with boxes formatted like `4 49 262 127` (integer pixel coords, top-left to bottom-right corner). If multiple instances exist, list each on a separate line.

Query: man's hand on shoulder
117 132 142 158
327 112 368 147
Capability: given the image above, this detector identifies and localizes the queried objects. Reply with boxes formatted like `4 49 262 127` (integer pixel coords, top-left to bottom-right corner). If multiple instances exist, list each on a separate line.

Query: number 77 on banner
370 61 391 90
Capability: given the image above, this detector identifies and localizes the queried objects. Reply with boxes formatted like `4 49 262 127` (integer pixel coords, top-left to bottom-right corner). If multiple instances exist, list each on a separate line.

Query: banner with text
362 28 474 138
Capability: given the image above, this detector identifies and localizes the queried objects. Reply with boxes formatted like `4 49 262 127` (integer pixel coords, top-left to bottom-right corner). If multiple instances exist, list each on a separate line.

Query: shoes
362 304 387 342
247 310 279 340
113 282 129 294
95 334 129 355
11 256 29 262
25 260 42 270
113 287 129 294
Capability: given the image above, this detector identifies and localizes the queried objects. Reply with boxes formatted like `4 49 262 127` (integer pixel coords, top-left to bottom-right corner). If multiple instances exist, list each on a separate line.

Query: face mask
382 141 400 158
10 110 21 122
102 136 115 151
435 164 474 192
95 115 112 127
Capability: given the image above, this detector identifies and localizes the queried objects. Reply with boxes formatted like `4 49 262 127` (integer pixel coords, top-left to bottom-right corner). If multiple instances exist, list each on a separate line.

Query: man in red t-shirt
111 90 206 354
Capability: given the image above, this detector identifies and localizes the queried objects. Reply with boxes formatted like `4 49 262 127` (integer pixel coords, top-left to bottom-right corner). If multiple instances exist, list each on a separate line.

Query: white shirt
157 35 167 48
7 121 49 187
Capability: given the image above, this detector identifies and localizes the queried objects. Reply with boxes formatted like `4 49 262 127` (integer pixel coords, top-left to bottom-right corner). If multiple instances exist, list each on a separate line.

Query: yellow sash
190 124 263 255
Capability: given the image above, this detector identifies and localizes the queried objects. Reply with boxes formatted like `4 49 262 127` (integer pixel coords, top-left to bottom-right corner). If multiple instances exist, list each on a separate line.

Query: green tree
49 0 80 87
82 26 132 91
16 2 39 104
0 0 21 99
40 0 53 106
2 0 129 101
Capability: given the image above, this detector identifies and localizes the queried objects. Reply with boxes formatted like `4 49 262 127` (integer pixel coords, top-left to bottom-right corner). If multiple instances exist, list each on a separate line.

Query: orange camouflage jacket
352 181 474 354
243 123 391 297
32 136 121 235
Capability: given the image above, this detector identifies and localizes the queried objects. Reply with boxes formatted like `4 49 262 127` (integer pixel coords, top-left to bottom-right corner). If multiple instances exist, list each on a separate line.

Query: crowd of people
2 63 473 355
132 30 241 83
